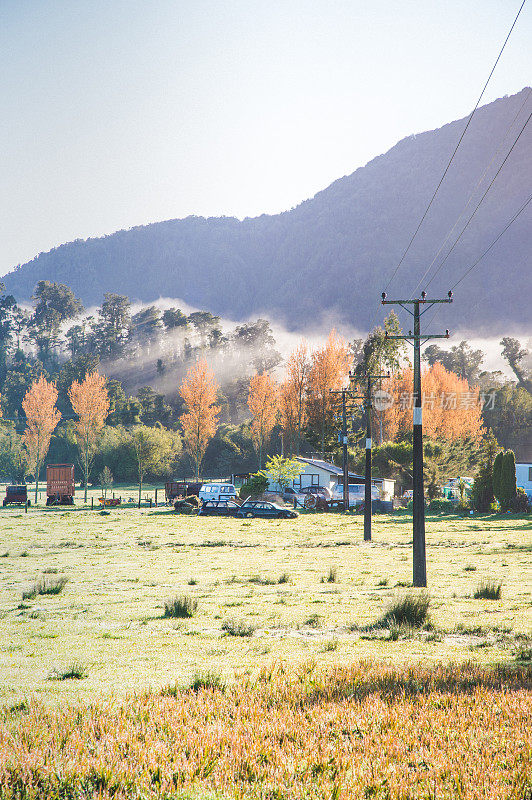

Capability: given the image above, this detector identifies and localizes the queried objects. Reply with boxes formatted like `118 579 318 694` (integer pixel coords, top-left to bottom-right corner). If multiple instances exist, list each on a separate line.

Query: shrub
427 498 456 514
163 595 198 618
377 593 430 629
473 581 502 600
511 487 530 513
239 473 268 500
278 572 290 584
221 618 256 637
304 613 321 628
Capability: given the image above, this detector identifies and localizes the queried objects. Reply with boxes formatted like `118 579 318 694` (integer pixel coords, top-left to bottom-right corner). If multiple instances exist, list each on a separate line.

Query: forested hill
4 89 531 334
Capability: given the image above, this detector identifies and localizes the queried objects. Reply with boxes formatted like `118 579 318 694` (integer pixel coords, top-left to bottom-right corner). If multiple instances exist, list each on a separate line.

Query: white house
269 457 395 501
516 462 532 500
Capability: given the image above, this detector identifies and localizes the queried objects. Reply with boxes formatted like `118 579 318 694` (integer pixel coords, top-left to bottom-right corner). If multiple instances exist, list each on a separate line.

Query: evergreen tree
492 451 504 505
499 450 517 512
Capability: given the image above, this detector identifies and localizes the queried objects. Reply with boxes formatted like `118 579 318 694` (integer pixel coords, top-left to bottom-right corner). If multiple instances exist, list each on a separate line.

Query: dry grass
0 661 531 799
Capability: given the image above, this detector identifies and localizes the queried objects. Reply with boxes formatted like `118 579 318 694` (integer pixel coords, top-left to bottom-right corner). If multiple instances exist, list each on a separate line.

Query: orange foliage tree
381 362 484 443
179 360 219 478
69 372 110 502
248 373 278 468
280 342 310 456
307 330 349 457
22 375 61 502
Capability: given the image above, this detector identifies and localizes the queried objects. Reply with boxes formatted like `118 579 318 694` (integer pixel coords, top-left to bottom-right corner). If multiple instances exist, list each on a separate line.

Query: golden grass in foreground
1 660 531 800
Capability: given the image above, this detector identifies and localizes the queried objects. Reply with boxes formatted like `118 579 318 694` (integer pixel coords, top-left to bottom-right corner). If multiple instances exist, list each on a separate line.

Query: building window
311 474 319 485
529 467 532 482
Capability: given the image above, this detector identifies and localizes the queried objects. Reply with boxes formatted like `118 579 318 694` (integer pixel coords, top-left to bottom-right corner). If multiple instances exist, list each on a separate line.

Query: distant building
266 456 395 501
516 463 532 501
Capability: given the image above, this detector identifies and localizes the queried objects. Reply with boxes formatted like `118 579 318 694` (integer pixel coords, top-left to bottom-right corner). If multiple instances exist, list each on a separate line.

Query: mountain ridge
3 88 531 334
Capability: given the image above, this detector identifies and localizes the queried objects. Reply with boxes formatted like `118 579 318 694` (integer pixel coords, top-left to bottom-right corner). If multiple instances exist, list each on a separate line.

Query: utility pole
330 387 360 511
350 372 389 542
381 290 453 587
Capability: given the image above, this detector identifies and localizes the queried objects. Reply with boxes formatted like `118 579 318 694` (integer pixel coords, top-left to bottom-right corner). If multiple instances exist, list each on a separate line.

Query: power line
450 193 532 291
382 0 527 294
421 193 532 330
411 88 532 296
423 111 531 291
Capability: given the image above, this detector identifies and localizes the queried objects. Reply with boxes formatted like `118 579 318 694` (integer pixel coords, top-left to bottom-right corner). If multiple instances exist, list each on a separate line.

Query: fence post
25 500 28 514
155 489 158 506
91 497 94 510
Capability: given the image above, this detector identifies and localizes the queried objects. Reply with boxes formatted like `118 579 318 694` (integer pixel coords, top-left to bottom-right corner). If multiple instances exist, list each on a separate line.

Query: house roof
296 457 393 484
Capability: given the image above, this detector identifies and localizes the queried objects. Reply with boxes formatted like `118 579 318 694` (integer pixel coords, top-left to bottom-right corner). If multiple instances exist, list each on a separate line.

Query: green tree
0 425 27 482
470 431 498 512
499 450 517 512
129 425 181 504
258 455 304 491
92 294 131 360
29 281 83 366
130 306 163 349
162 308 189 331
500 337 531 392
492 451 504 505
423 340 485 383
0 285 18 389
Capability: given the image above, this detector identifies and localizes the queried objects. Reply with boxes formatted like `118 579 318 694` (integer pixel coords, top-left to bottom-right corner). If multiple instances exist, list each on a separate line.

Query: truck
46 464 75 505
3 485 29 507
165 480 202 503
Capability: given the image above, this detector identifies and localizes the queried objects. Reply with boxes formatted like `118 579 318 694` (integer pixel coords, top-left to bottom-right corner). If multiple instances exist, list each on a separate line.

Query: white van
332 483 380 506
199 483 237 502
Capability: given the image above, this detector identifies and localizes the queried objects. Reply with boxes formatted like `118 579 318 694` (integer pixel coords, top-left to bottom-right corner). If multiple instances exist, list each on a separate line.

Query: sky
1 0 530 278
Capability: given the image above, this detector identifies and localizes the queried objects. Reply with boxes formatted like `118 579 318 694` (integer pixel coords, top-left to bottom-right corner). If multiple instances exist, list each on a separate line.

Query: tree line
0 279 530 495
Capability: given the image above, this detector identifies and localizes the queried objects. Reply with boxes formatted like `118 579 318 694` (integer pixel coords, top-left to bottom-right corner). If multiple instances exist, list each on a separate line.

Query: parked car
237 500 298 519
282 486 331 506
198 483 237 502
198 500 241 517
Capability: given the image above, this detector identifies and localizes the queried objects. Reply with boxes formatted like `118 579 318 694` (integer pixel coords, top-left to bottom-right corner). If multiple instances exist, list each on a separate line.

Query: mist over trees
0 276 530 491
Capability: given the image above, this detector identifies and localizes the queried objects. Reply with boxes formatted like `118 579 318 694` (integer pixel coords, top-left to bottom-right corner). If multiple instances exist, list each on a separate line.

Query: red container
46 464 75 505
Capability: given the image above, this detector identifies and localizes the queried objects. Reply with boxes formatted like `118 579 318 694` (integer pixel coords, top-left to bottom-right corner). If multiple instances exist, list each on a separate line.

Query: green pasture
0 504 530 702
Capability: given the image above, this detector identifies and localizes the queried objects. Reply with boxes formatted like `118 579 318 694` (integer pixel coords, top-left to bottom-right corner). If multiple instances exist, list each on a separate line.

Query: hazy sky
1 0 530 277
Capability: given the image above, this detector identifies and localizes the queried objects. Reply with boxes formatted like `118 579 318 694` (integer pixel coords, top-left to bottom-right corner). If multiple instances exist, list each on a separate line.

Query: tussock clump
473 581 502 600
163 595 198 619
376 593 430 629
188 671 226 692
221 618 256 637
321 567 338 584
48 662 87 680
22 575 68 600
278 572 290 584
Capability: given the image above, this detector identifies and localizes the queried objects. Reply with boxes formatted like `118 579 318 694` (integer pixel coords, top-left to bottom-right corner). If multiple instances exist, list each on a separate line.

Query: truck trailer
46 464 75 505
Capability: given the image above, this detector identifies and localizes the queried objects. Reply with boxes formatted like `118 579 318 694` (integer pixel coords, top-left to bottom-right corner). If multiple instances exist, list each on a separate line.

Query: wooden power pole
350 372 389 542
381 290 453 587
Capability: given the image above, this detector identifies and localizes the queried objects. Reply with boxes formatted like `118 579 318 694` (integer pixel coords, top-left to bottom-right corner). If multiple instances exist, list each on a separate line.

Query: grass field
0 504 531 701
1 505 531 798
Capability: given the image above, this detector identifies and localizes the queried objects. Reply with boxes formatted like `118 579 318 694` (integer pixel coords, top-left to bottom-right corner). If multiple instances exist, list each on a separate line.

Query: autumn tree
280 341 310 455
22 375 61 502
306 330 349 458
381 362 484 443
69 371 110 502
248 372 278 468
179 360 219 478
